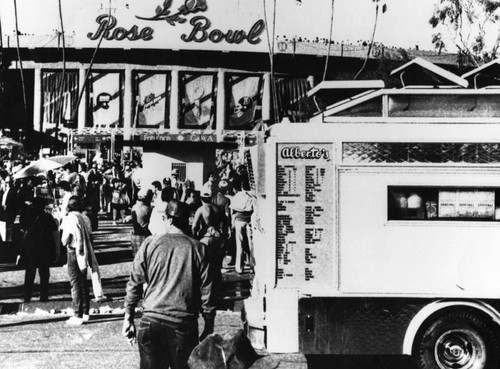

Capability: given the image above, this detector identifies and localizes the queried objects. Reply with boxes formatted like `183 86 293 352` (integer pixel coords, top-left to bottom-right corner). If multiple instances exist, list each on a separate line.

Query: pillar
262 72 272 123
77 67 87 130
123 66 133 152
169 69 180 133
216 70 226 134
33 67 42 133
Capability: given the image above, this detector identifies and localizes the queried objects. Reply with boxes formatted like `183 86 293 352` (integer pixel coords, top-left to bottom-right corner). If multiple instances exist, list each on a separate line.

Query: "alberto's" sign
281 146 331 160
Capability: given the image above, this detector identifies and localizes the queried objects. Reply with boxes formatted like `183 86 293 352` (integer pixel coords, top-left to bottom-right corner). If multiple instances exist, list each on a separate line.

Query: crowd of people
2 155 256 356
121 159 257 368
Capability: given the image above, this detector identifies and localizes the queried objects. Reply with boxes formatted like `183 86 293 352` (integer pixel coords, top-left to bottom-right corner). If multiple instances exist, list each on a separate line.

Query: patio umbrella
45 154 78 166
12 155 77 179
0 137 22 148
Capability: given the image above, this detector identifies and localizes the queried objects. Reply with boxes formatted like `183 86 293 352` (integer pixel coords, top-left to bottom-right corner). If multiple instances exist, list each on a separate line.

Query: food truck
245 58 500 369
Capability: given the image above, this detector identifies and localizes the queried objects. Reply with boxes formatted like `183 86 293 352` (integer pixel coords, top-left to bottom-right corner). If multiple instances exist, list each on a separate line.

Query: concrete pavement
0 218 253 313
0 216 308 368
0 311 307 369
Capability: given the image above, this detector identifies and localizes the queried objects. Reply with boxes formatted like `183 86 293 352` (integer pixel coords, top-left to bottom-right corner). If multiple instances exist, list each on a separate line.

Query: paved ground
0 311 250 369
0 218 253 312
0 216 417 369
0 216 308 368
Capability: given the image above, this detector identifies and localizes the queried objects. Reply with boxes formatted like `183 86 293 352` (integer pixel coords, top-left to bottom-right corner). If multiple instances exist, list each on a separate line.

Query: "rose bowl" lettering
88 15 154 41
181 16 265 44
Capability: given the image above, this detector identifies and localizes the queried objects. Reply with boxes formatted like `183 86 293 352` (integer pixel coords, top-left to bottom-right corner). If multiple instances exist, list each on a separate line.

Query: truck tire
413 310 500 369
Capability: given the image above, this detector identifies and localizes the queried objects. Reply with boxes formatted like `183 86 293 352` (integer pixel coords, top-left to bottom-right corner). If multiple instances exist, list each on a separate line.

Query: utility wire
71 0 112 123
0 7 3 51
55 0 67 149
13 0 27 112
322 0 335 81
262 0 279 124
354 1 382 80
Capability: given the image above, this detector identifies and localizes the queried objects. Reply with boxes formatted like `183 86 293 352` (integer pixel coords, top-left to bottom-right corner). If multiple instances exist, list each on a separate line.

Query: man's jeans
67 251 90 317
138 315 198 369
234 220 254 273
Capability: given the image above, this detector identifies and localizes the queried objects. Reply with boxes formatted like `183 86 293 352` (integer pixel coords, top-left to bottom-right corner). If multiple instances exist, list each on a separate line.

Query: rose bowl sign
82 0 266 52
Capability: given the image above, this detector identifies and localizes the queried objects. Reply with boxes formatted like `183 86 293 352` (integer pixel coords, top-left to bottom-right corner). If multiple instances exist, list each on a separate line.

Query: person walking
61 196 102 325
148 189 169 236
130 189 152 256
229 177 255 274
122 199 217 369
19 198 60 302
111 179 129 224
192 189 228 302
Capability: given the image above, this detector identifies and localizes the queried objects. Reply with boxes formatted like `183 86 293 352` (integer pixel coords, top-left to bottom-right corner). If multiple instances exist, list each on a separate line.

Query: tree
429 0 500 66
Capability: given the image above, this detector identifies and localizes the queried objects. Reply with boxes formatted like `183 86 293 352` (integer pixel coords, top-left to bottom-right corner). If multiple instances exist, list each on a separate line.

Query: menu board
276 143 334 286
438 190 495 219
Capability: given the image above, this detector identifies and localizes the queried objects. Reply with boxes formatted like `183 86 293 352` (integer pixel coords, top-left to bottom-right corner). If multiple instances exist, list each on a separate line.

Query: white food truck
244 59 500 369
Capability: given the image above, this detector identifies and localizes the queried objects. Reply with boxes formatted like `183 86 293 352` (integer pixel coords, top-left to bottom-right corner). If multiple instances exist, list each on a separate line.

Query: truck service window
388 186 500 221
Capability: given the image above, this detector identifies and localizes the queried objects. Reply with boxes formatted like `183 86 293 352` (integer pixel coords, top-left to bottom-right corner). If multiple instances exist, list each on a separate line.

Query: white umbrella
13 155 77 179
0 137 22 148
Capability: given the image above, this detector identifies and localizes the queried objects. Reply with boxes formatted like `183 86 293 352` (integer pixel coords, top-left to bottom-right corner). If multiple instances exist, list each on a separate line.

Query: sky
276 0 438 49
0 0 441 51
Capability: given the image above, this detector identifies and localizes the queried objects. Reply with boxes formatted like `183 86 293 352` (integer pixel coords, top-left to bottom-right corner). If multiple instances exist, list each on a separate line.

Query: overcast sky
277 0 438 49
1 0 440 51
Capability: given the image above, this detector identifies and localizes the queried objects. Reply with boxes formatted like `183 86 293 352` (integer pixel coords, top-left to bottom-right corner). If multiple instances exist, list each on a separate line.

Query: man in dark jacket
20 197 60 302
122 200 216 369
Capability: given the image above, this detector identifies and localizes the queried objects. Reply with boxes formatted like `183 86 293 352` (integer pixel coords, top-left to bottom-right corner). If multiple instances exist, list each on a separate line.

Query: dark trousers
138 315 199 369
67 252 90 317
24 262 50 302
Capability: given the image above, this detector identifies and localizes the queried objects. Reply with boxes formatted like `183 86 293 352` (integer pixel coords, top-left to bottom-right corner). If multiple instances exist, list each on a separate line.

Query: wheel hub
435 329 486 369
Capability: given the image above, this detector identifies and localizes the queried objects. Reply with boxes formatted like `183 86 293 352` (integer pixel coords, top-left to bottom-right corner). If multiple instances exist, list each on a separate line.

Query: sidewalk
0 218 253 315
0 310 307 369
0 217 308 368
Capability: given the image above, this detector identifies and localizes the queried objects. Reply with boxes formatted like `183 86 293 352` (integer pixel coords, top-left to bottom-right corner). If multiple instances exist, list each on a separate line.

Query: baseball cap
137 188 149 199
201 188 212 198
165 200 188 219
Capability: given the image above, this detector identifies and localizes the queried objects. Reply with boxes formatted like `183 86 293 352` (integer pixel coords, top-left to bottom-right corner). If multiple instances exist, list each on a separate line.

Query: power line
55 0 67 149
322 0 335 81
13 0 27 112
71 0 112 123
262 0 279 124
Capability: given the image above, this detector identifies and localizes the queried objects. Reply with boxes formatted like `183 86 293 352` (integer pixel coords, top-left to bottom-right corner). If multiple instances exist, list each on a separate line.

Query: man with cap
192 188 228 304
130 188 152 256
170 168 183 200
201 172 218 204
122 199 216 369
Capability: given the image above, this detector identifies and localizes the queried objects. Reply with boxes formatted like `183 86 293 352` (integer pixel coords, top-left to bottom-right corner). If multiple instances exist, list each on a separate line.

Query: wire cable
13 0 27 112
354 1 381 80
262 0 279 124
322 0 335 81
71 0 112 123
55 0 67 150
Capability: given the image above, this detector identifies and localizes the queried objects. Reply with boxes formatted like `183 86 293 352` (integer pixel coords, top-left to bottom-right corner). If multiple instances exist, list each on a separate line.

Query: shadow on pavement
0 316 69 328
0 280 72 301
306 355 418 369
95 250 133 265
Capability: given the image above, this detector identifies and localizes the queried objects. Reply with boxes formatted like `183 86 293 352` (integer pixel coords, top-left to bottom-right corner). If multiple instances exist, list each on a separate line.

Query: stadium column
123 66 133 154
169 69 179 134
216 70 226 139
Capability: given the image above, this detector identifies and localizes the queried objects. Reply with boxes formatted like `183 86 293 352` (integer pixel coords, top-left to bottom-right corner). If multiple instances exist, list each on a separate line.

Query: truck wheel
413 310 500 369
